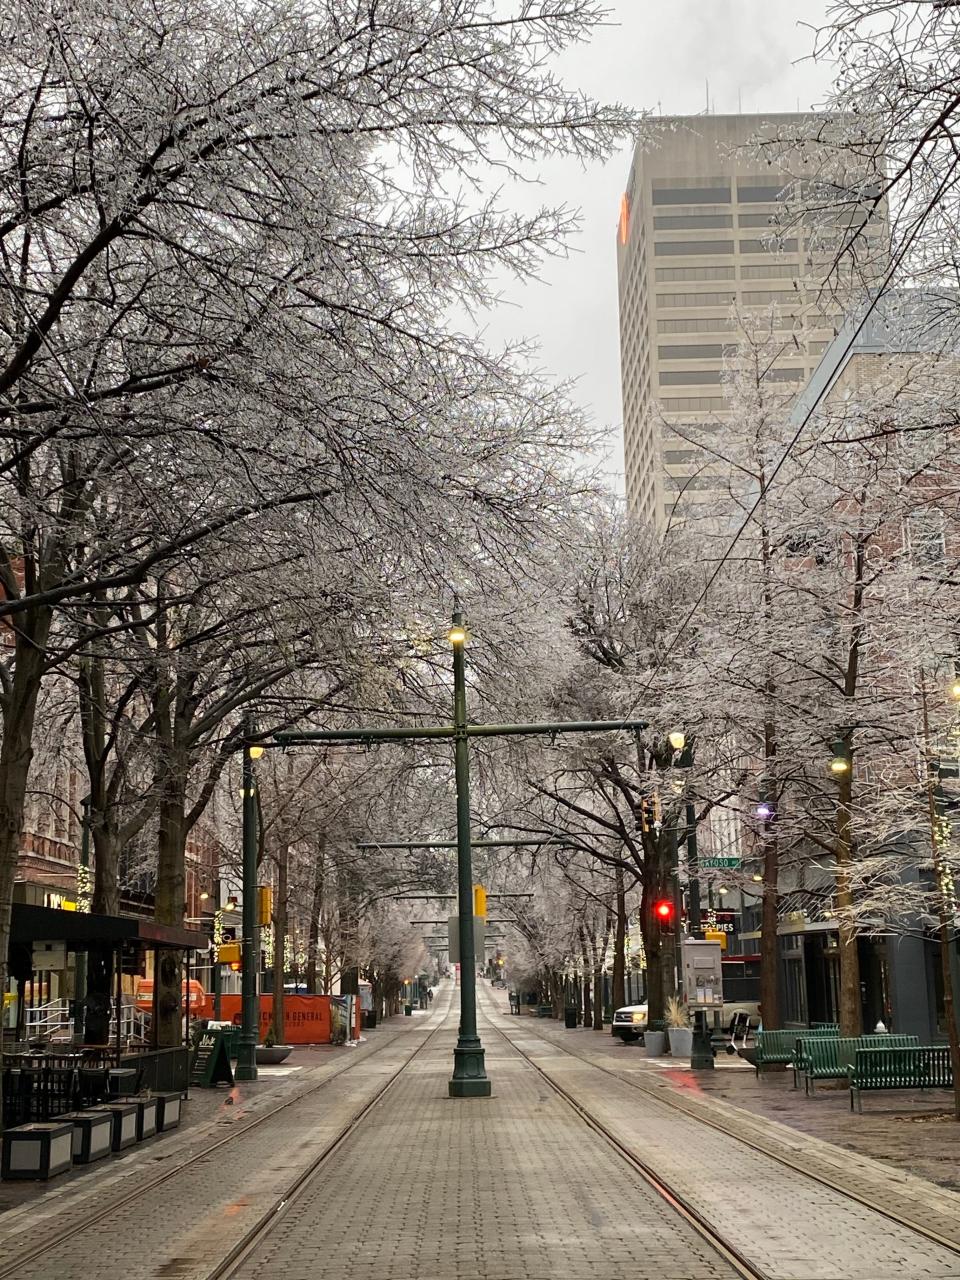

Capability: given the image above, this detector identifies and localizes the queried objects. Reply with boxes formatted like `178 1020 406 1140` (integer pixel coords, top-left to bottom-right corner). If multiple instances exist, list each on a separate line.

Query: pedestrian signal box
217 941 241 966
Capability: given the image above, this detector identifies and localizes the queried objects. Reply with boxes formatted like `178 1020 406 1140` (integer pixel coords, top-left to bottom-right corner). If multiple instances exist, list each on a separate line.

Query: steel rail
0 1006 447 1280
206 997 453 1280
478 1006 766 1280
481 994 960 1266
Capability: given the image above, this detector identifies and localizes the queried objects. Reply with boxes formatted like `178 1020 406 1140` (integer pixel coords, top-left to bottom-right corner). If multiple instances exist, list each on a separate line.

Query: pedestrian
427 987 434 1004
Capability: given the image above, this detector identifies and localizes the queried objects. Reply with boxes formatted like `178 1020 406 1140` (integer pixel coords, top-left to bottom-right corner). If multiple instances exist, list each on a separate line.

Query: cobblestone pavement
0 993 451 1280
490 986 960 1245
232 993 740 1280
481 989 960 1279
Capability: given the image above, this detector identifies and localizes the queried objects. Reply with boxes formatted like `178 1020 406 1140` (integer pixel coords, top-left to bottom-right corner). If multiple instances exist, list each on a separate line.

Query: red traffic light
654 899 674 922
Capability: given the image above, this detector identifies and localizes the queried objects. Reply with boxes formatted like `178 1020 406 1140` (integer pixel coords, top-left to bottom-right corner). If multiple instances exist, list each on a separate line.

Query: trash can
404 1004 413 1016
363 1010 377 1030
564 1005 578 1029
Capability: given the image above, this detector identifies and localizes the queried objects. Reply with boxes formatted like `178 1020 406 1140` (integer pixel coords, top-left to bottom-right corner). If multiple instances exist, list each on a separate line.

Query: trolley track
479 998 960 1280
206 995 453 1280
0 993 451 1280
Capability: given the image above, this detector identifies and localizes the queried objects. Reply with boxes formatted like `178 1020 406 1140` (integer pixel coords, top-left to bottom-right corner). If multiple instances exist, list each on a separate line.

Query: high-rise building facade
616 114 884 525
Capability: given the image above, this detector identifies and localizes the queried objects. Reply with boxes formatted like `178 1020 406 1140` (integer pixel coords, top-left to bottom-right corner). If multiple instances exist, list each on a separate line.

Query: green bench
755 1027 835 1076
849 1045 954 1112
535 1005 553 1018
796 1034 918 1094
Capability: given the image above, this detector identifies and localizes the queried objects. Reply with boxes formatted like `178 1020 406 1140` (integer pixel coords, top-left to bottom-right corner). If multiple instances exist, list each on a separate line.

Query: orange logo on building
618 194 630 245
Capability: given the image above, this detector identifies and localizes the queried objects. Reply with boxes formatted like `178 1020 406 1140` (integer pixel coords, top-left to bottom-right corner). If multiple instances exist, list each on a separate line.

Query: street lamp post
448 612 490 1095
235 729 262 1082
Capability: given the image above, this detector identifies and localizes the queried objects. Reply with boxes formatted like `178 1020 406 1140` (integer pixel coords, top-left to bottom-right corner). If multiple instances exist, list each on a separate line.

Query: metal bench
848 1045 953 1112
796 1033 918 1094
755 1027 834 1076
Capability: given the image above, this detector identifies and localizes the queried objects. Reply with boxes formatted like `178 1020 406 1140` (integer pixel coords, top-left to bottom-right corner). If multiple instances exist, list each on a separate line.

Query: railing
22 1000 149 1045
24 1000 73 1041
119 1046 190 1093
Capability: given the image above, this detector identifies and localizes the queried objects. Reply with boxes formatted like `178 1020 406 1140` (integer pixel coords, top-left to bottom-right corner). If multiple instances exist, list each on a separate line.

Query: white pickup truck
611 999 761 1043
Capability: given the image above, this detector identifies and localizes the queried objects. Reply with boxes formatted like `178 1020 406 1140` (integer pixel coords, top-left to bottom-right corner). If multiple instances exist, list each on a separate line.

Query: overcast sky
476 2 836 489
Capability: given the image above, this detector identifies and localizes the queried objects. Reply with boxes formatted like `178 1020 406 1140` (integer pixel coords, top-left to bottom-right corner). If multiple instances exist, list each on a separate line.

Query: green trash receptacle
404 1004 413 1016
564 1006 578 1029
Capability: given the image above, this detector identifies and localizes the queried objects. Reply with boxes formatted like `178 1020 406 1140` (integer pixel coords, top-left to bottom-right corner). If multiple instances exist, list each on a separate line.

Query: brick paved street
232 990 739 1280
5 981 960 1280
0 996 449 1280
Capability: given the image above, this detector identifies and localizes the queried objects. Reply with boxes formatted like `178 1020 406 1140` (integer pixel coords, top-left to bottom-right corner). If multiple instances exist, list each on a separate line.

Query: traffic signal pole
271 612 647 1099
235 728 259 1082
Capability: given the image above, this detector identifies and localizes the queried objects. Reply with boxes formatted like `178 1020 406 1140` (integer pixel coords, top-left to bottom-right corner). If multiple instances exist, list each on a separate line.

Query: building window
656 265 736 282
741 262 802 279
656 291 736 308
664 449 698 464
765 368 805 381
658 344 731 360
655 240 735 256
738 212 779 228
654 214 734 230
652 183 732 205
659 370 723 385
737 180 790 202
908 509 946 566
739 238 799 254
742 290 801 305
658 317 736 333
661 396 727 412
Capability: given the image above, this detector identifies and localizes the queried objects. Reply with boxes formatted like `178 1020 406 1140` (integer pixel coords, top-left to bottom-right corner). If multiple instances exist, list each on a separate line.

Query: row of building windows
657 291 737 307
650 179 792 207
658 343 735 360
660 395 728 412
659 366 806 386
655 265 736 281
654 238 801 257
657 316 737 333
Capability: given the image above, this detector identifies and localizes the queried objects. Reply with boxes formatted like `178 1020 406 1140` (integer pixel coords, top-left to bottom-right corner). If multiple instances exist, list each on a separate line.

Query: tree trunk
84 944 113 1046
612 866 626 1011
759 833 780 1029
580 936 592 1027
154 766 188 1048
0 631 48 1054
835 766 862 1037
592 964 604 1030
305 841 325 995
91 822 121 916
271 843 288 1042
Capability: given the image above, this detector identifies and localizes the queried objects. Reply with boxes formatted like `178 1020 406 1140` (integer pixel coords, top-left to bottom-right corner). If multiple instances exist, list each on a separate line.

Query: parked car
611 997 760 1043
611 1003 647 1041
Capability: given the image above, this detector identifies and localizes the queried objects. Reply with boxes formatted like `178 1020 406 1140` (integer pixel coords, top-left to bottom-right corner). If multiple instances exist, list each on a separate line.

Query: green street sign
700 857 741 869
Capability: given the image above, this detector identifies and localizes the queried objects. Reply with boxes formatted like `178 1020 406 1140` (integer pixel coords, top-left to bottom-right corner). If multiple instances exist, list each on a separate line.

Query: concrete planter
643 1030 666 1057
667 1027 693 1059
255 1045 292 1065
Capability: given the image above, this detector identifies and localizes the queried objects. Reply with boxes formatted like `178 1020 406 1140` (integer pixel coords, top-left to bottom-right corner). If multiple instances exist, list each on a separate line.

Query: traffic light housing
653 899 674 926
217 941 241 965
473 884 486 918
256 885 273 927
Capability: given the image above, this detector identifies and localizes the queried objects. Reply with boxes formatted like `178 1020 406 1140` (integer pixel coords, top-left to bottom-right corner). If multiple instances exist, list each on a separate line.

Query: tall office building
616 114 884 525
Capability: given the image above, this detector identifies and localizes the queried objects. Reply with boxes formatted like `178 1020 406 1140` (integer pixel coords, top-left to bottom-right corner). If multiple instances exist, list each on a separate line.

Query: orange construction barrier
198 994 360 1043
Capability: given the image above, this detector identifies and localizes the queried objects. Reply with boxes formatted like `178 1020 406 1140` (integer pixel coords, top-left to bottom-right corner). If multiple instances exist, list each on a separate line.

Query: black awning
9 903 207 952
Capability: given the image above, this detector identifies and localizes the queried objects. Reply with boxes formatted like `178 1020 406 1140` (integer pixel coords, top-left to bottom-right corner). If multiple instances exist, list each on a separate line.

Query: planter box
115 1096 158 1141
152 1092 182 1131
62 1110 113 1165
643 1030 666 1058
2 1122 73 1180
101 1102 139 1151
667 1027 694 1059
255 1045 292 1066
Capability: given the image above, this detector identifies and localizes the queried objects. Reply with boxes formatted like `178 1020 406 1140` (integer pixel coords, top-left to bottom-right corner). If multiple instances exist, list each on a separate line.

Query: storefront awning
9 903 207 952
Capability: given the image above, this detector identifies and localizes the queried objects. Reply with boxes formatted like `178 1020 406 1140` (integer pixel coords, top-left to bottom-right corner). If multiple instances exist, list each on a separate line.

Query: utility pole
272 611 647 1099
